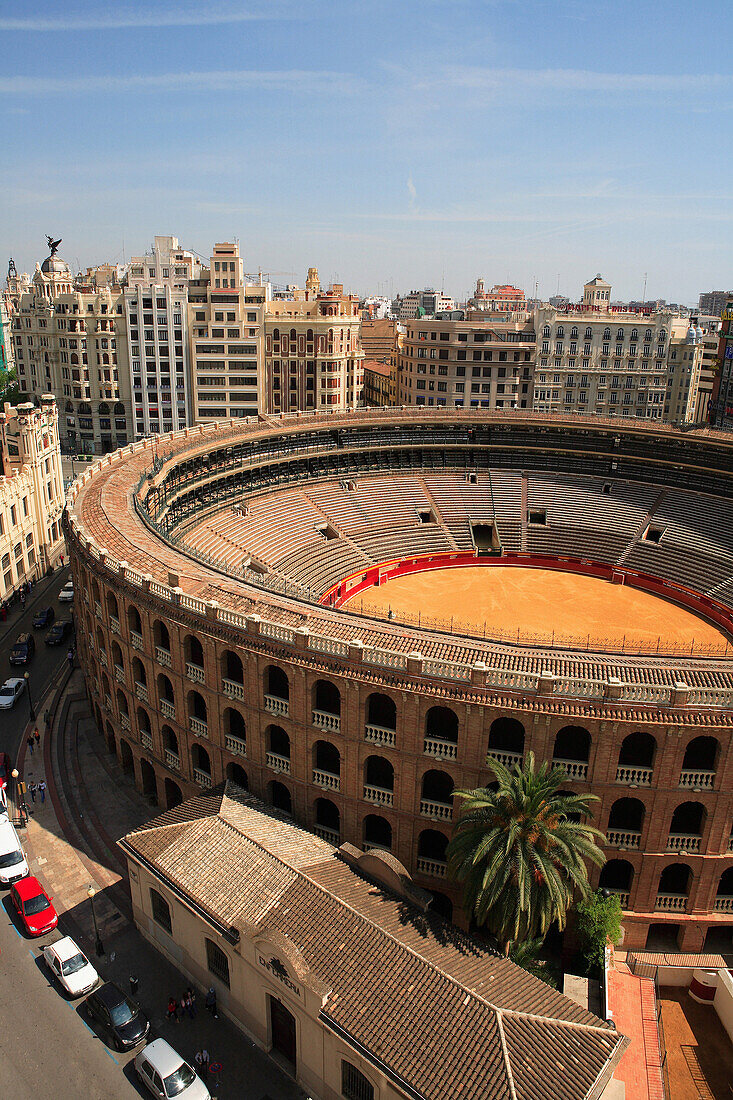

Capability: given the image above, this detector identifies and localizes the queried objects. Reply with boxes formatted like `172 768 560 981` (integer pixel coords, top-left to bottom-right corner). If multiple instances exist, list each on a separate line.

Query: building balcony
714 896 733 913
416 857 447 879
314 825 340 845
98 650 108 669
155 646 172 668
130 630 144 651
313 769 340 792
266 751 291 774
222 678 245 702
363 784 394 807
678 769 715 790
552 758 589 781
114 664 124 684
160 699 175 720
94 601 102 619
607 830 642 850
109 615 120 635
655 893 688 912
188 716 208 739
264 694 289 718
666 833 702 854
615 765 653 787
120 713 131 731
140 730 153 751
364 724 396 748
225 734 246 758
186 662 205 684
420 798 453 822
193 768 212 789
134 681 148 704
312 709 340 733
104 693 112 712
606 889 630 909
423 738 457 761
487 750 523 769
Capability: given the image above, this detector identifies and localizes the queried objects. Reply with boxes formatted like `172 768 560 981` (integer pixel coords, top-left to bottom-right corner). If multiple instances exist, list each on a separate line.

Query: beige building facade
398 314 535 408
0 395 64 599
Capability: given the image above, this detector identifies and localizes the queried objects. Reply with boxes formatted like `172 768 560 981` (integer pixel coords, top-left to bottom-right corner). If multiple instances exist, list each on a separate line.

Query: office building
699 290 733 318
468 278 526 313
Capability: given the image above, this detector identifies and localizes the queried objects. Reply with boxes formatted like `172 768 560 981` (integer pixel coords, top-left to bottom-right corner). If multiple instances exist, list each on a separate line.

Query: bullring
64 407 733 952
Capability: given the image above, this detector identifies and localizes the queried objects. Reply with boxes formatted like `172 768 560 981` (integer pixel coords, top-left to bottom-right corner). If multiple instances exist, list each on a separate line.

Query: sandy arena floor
345 566 729 652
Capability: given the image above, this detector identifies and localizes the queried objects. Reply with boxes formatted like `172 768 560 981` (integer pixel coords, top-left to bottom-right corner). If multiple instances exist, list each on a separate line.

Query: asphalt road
0 570 145 1099
0 570 74 766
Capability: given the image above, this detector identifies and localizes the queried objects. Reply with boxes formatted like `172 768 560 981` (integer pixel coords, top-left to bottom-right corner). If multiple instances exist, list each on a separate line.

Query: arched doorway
139 758 158 803
164 778 182 810
119 739 134 777
269 996 296 1066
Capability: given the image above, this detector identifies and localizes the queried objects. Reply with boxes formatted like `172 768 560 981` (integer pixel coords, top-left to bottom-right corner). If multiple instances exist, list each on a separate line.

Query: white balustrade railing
114 664 125 683
363 647 408 670
552 758 589 781
165 749 180 770
484 668 538 691
98 650 108 668
487 750 523 769
363 784 394 807
714 896 733 912
314 825 340 844
655 893 688 912
264 694 289 718
140 730 153 750
193 768 212 789
120 712 131 730
420 798 453 821
225 734 247 758
186 662 206 684
666 833 701 853
309 635 350 657
312 709 341 732
618 684 672 705
416 857 447 878
134 681 149 703
94 601 102 619
364 724 396 747
160 699 175 720
615 765 653 787
189 715 208 739
261 621 295 644
266 751 291 774
423 738 458 760
109 615 120 635
313 769 340 791
155 647 172 668
104 693 112 711
679 769 715 790
222 678 245 701
607 830 642 849
606 889 630 909
687 687 733 708
421 658 471 682
130 630 144 651
554 678 605 699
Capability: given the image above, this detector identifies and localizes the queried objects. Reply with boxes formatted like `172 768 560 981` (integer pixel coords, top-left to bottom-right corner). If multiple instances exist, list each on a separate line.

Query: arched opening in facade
268 780 292 814
266 725 290 763
657 863 693 907
224 707 246 746
425 706 458 746
429 891 453 921
364 755 394 798
106 591 118 620
226 762 248 788
314 797 340 840
313 740 340 783
487 716 525 766
668 802 707 850
157 674 174 705
104 720 116 755
607 797 645 846
153 620 171 655
363 813 392 851
552 726 591 778
366 692 396 733
598 859 634 907
127 604 142 636
165 778 182 809
161 725 178 759
222 649 244 685
681 736 719 781
417 829 449 873
184 633 204 670
191 743 211 780
420 769 454 815
264 665 289 704
119 738 134 777
139 758 158 802
313 679 341 717
136 706 151 738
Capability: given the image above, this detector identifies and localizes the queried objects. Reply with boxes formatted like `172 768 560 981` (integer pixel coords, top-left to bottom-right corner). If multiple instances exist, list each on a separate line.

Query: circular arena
65 409 733 951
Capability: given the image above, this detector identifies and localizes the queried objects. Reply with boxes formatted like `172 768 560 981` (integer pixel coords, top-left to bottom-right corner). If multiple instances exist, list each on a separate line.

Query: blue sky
3 0 731 304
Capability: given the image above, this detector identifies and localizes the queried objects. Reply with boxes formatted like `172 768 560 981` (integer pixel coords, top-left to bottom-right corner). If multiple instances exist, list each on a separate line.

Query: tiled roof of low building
120 783 628 1100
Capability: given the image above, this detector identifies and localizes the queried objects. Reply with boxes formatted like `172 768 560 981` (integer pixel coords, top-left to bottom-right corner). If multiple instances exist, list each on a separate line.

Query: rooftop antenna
642 272 648 306
556 273 560 296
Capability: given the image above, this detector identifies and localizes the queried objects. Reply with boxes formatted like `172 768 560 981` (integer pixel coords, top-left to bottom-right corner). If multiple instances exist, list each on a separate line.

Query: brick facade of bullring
71 550 733 953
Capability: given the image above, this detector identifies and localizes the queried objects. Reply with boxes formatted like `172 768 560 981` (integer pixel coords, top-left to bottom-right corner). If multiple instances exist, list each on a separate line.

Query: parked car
0 750 10 792
43 936 99 997
45 620 73 646
0 816 29 886
10 876 58 936
85 981 150 1051
9 632 35 666
32 606 55 629
58 581 74 603
0 677 26 709
135 1040 210 1100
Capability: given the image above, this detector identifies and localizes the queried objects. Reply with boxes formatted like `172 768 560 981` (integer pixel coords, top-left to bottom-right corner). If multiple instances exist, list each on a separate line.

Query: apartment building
263 268 363 414
665 322 704 422
533 276 680 421
397 313 535 408
468 278 526 312
710 300 733 430
360 318 401 363
393 288 455 321
127 235 202 290
693 317 721 424
699 289 733 317
0 395 64 600
8 244 133 453
188 242 266 422
0 294 13 381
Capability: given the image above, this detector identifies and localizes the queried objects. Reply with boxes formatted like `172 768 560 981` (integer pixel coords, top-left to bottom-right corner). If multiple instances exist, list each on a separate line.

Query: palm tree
447 752 606 949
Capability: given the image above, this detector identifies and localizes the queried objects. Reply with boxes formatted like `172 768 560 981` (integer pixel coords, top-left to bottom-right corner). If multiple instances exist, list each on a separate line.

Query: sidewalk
15 673 304 1100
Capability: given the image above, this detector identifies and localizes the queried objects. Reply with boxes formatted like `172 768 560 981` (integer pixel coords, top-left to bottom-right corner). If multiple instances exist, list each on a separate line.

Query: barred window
205 938 230 988
342 1061 374 1100
150 889 172 934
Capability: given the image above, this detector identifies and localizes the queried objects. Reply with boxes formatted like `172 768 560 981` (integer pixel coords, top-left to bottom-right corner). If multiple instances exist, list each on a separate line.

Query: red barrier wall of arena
320 551 733 637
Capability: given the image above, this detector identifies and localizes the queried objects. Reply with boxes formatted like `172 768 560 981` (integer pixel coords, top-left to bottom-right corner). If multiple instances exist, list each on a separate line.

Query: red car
11 876 58 936
0 751 10 792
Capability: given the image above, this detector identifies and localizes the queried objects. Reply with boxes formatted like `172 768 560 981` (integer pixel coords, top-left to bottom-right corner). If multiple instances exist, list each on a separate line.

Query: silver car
134 1039 210 1100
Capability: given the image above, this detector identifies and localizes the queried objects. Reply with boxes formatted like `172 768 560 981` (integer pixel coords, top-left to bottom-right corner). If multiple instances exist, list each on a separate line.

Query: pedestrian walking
66 647 74 671
28 782 36 804
205 987 218 1018
38 780 46 804
194 1049 210 1077
166 996 178 1022
27 735 34 757
184 989 196 1019
43 708 50 733
33 727 40 749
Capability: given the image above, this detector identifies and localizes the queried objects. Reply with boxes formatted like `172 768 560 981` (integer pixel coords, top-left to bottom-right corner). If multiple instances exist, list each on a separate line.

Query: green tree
447 752 606 949
506 937 557 987
574 890 622 976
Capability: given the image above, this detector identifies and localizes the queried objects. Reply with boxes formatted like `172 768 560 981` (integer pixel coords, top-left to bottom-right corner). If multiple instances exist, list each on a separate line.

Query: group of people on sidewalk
164 986 219 1082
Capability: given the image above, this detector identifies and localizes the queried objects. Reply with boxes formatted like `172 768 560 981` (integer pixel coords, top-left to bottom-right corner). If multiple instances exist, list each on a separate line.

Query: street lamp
24 670 35 722
10 767 25 828
87 884 105 957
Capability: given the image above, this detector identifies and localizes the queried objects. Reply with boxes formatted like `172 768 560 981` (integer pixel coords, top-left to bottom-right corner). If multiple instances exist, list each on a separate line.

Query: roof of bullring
66 408 733 702
121 784 628 1100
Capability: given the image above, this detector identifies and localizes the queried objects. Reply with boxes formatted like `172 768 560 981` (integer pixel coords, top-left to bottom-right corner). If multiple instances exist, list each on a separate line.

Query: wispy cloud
403 65 733 96
0 69 361 96
406 176 417 209
0 2 295 31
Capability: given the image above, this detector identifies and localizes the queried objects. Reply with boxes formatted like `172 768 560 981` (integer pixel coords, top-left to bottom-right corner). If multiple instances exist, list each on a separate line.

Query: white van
0 817 28 886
